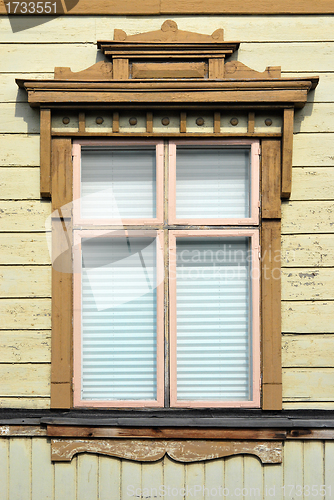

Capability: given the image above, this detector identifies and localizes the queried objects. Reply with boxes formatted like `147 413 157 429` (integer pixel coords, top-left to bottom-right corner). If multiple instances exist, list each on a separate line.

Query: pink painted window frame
73 139 164 226
73 229 165 408
169 229 261 408
168 139 260 226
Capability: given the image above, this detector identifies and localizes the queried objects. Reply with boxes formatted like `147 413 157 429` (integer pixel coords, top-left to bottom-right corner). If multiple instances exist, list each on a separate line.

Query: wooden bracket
40 108 51 198
281 108 294 199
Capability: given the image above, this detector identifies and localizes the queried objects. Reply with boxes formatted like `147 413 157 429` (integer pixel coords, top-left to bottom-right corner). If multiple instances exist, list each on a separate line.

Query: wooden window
70 139 261 407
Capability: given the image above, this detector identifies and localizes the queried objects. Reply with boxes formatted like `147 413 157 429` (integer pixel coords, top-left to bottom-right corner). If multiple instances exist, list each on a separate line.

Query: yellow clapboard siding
0 234 51 265
0 167 40 200
0 201 51 232
0 73 52 103
284 402 334 409
290 167 334 201
0 397 50 408
0 364 50 396
0 299 51 329
0 134 39 166
283 368 334 401
282 334 334 367
282 301 334 333
0 330 51 362
284 72 334 104
281 201 334 234
281 234 334 268
294 103 334 133
0 266 51 298
293 133 334 167
0 104 39 133
282 268 334 300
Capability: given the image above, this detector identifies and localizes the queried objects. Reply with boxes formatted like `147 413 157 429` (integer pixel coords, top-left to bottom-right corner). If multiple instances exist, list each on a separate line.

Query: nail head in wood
230 117 239 126
196 117 205 126
96 117 104 125
62 117 70 125
161 117 170 126
129 117 137 126
265 118 273 126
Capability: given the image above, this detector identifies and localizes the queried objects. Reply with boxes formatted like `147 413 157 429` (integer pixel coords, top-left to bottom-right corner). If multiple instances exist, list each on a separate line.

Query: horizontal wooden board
283 72 334 104
0 397 50 409
281 201 334 234
283 368 334 401
0 201 51 232
0 134 39 166
282 300 334 333
281 268 334 300
294 103 334 133
0 266 51 298
290 167 334 201
293 133 334 167
281 234 334 268
0 234 51 264
0 364 50 397
0 167 40 199
1 16 334 43
283 402 334 409
0 330 51 362
0 104 39 134
282 334 334 368
0 73 52 103
0 299 51 329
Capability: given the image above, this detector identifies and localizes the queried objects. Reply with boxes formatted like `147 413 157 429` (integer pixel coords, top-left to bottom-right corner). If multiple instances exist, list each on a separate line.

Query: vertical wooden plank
146 112 153 133
325 442 334 499
77 454 98 500
0 438 8 500
205 459 224 499
244 456 263 500
185 463 205 500
248 112 255 133
225 456 243 498
304 441 324 500
163 456 185 500
32 439 53 500
9 438 31 500
262 139 281 219
121 460 141 499
40 108 52 198
78 112 85 133
112 112 119 133
214 112 221 133
51 137 73 409
99 456 121 500
209 58 224 79
264 454 283 500
113 59 129 79
283 441 303 496
261 219 282 410
281 108 294 199
55 458 76 500
142 461 163 499
180 112 187 133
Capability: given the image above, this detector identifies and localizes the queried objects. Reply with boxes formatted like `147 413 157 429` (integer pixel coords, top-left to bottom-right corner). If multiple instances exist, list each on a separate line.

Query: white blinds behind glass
176 238 251 401
81 148 156 219
176 148 250 219
81 237 157 400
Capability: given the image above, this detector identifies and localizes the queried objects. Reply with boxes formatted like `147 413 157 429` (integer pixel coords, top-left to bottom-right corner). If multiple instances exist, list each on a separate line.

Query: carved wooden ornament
51 438 282 464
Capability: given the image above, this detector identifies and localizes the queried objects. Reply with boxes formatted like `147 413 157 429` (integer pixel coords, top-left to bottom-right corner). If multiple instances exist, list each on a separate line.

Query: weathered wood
0 299 51 329
9 439 31 500
77 454 98 500
205 459 224 499
47 426 287 440
0 134 39 166
261 139 281 218
0 234 51 265
51 138 73 215
51 439 283 463
282 268 334 300
225 61 281 79
284 402 334 409
0 397 50 409
294 102 334 133
281 108 294 198
209 58 224 79
293 133 334 166
40 108 52 197
0 425 47 436
112 59 129 80
283 335 334 367
0 201 51 232
282 301 334 333
283 368 334 401
132 62 207 79
32 439 53 500
0 364 50 397
261 220 282 409
55 61 113 80
0 167 40 200
0 331 51 363
290 167 334 201
281 201 334 234
0 266 51 298
282 234 334 268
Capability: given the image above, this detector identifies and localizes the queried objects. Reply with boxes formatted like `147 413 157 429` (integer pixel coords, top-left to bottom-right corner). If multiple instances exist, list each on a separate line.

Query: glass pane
81 237 157 400
176 147 250 219
176 237 251 401
81 147 156 219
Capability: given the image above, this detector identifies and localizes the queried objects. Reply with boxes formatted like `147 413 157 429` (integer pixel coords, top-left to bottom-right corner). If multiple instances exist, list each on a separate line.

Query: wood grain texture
283 335 334 368
281 201 334 234
51 439 283 463
0 299 51 329
40 108 52 198
261 220 282 409
0 234 51 265
55 61 113 80
0 266 51 298
283 368 334 401
261 139 281 218
132 62 206 79
113 59 129 80
0 397 50 408
281 234 334 268
282 301 334 333
209 58 224 79
0 364 50 396
0 201 51 232
281 108 294 199
0 330 50 363
248 112 255 133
